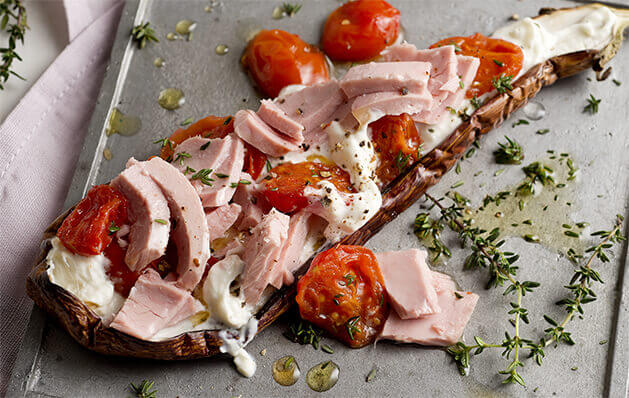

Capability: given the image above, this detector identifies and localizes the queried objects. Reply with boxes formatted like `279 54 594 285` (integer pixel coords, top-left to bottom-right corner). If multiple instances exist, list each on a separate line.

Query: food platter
8 0 629 396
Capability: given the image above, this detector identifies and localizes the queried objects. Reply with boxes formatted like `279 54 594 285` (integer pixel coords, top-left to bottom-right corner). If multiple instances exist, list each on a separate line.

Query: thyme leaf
131 21 159 49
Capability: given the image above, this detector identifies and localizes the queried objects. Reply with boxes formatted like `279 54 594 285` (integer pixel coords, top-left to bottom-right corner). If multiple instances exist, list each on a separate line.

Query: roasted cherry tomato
430 33 523 98
296 245 388 348
242 142 267 180
103 240 139 296
58 185 129 256
159 115 234 160
321 0 400 62
262 161 355 214
241 29 329 98
370 113 422 186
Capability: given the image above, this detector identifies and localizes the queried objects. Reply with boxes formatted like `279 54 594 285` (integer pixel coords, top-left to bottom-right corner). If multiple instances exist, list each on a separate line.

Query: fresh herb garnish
180 117 193 126
394 150 411 173
583 94 601 114
153 137 173 150
612 79 621 86
366 368 377 382
284 319 323 350
493 59 504 67
281 2 302 17
129 380 157 398
321 344 334 354
512 119 529 127
154 219 168 225
183 166 196 175
108 221 120 236
266 159 272 172
343 273 357 286
0 0 28 90
492 74 514 94
131 21 159 49
215 173 229 178
345 316 360 340
536 129 550 135
517 162 554 195
494 136 523 165
173 151 191 165
200 141 211 151
190 168 214 186
471 95 482 109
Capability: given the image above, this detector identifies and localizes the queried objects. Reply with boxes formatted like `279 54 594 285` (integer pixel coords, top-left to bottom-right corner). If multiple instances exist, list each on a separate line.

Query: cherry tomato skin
159 115 234 160
57 185 129 256
262 161 355 214
296 245 388 348
321 0 400 62
430 33 523 98
242 143 268 180
242 29 330 98
369 113 422 186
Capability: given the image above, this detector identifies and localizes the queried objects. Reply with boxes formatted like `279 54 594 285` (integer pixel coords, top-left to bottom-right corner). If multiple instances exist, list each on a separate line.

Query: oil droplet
105 108 141 137
306 361 339 392
153 57 165 68
175 19 197 41
215 44 229 55
158 88 185 110
103 148 113 160
166 32 178 41
272 356 300 386
523 101 546 120
204 5 213 13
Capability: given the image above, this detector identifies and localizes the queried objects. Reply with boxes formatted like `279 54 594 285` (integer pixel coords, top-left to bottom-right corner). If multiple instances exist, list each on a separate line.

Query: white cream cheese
218 317 259 378
493 5 618 75
46 237 123 322
202 255 253 328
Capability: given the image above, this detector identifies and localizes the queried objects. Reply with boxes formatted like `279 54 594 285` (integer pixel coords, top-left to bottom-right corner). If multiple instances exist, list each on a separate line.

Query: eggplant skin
26 48 605 359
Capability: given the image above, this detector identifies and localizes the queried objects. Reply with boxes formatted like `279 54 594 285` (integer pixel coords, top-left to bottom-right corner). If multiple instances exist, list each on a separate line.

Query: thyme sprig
131 21 159 49
283 319 323 350
0 0 27 90
281 2 302 17
492 74 514 94
129 380 157 398
494 136 523 165
583 94 601 114
436 207 625 387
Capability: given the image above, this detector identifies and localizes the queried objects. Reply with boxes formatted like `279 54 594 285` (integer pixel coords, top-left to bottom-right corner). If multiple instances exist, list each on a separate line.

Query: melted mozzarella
493 5 618 74
202 255 253 328
46 237 123 322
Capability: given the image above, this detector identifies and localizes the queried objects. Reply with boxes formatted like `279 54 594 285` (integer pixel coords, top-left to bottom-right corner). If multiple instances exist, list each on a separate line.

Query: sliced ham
375 249 440 319
110 268 205 340
110 163 170 271
380 271 479 346
232 173 266 230
172 135 245 207
278 211 314 285
234 110 301 156
340 61 431 98
139 157 211 290
351 90 432 125
241 209 290 304
257 99 304 142
275 80 346 144
205 203 241 238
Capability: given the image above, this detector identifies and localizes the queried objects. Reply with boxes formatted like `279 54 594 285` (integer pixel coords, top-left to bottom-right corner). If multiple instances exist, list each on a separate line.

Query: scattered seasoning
459 80 465 89
562 224 572 229
103 148 113 160
583 94 601 114
173 151 191 165
200 141 211 150
518 199 524 211
215 173 229 178
612 79 622 86
400 87 409 96
576 222 589 228
454 292 464 299
266 159 272 172
366 368 377 383
343 273 357 286
571 367 578 371
599 340 608 345
536 129 550 135
523 219 533 225
180 117 193 126
492 74 514 94
154 137 173 150
191 168 214 186
321 344 334 354
451 181 464 189
345 316 360 340
260 349 267 356
455 163 462 174
131 22 159 49
512 119 529 127
523 234 540 243
154 219 168 225
493 59 504 67
471 95 482 109
494 169 505 177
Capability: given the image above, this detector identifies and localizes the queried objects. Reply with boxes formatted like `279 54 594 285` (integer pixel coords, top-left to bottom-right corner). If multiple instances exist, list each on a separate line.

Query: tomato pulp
369 113 423 186
296 245 388 348
242 29 329 98
57 184 129 256
262 161 355 214
321 0 400 62
430 33 523 98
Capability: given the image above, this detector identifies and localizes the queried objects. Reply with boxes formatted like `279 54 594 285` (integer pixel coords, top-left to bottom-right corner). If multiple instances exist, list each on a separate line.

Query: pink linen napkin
0 0 123 394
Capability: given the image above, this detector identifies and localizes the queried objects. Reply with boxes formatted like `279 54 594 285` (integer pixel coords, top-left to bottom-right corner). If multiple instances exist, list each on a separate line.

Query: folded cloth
0 0 123 394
